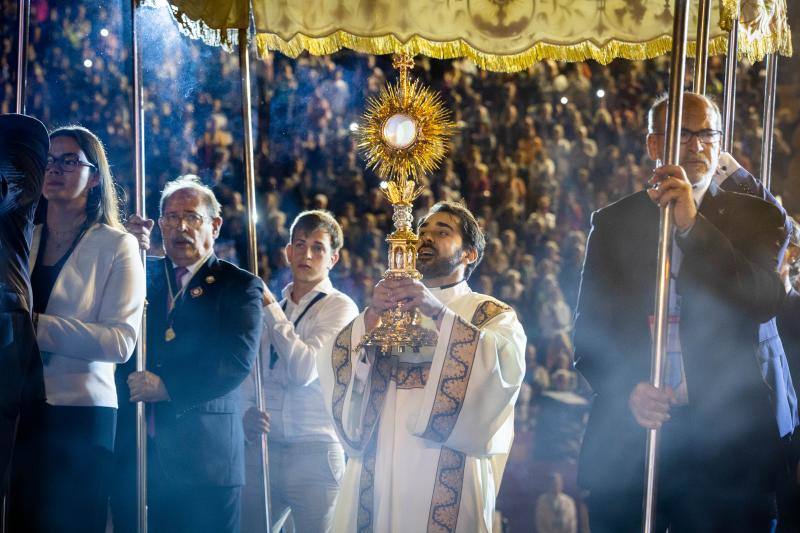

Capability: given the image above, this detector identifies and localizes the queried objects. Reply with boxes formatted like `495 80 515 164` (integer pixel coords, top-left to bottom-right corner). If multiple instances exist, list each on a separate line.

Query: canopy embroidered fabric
157 0 791 70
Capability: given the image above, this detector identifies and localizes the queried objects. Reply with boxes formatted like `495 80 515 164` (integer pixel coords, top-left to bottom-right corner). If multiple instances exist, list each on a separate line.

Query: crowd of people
3 1 800 531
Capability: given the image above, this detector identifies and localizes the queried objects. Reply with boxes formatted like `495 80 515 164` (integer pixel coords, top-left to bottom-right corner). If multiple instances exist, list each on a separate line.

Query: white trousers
242 440 345 533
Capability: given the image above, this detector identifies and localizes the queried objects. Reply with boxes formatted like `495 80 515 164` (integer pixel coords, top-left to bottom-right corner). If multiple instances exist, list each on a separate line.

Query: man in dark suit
0 114 48 482
127 175 263 533
574 93 788 532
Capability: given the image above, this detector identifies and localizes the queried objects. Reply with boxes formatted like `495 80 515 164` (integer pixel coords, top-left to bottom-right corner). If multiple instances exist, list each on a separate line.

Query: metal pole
16 0 30 113
692 0 711 94
642 0 690 531
722 9 739 153
130 1 148 532
238 28 272 533
760 53 778 190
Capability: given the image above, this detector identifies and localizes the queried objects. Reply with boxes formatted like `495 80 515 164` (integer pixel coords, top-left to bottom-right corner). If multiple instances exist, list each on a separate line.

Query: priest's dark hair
418 201 485 280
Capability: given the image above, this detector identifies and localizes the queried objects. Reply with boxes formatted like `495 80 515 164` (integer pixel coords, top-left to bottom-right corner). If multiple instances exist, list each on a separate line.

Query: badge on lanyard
164 262 188 342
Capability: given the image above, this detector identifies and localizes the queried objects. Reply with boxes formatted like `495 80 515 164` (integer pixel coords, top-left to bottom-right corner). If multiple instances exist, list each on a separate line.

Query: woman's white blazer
30 223 145 408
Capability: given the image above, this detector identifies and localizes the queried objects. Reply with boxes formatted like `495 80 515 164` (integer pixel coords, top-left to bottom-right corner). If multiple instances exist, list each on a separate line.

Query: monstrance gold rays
357 55 455 189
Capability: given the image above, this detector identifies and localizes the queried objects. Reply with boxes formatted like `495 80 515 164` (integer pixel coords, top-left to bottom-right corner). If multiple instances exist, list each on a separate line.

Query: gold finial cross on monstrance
392 54 415 104
392 54 414 71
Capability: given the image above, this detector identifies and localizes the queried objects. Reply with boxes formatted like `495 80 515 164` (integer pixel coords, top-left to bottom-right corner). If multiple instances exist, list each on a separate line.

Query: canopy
154 0 791 70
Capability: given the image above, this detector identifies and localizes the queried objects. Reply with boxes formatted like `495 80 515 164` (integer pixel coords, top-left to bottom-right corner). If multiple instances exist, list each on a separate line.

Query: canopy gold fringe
254 29 787 71
143 0 791 69
738 27 793 62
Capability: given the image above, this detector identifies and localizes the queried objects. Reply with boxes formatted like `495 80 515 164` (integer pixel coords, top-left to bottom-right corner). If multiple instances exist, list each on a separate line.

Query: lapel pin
205 275 215 284
191 287 204 298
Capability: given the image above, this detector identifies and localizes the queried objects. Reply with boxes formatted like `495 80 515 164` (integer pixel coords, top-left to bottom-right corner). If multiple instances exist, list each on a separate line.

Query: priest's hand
370 278 396 313
365 279 396 331
128 371 170 402
628 382 676 429
243 407 271 442
384 278 446 324
647 165 697 233
125 215 155 251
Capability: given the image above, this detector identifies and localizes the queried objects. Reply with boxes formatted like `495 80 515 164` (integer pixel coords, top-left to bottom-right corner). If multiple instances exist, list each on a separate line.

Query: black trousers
109 358 137 533
7 403 117 533
110 414 242 533
148 442 241 533
586 411 776 533
0 310 43 483
587 483 776 533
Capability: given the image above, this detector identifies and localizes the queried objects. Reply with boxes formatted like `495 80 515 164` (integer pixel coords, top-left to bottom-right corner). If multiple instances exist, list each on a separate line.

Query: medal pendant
165 327 176 342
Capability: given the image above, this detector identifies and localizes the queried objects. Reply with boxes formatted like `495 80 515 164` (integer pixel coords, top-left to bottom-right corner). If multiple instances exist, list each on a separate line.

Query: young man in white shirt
242 210 358 533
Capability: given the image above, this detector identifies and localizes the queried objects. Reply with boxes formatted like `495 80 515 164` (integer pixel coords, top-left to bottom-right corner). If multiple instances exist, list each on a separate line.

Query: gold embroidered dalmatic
318 282 526 533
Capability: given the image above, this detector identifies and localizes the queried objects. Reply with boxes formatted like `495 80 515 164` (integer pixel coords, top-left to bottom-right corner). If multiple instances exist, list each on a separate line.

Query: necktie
666 240 684 390
167 267 190 314
174 266 189 291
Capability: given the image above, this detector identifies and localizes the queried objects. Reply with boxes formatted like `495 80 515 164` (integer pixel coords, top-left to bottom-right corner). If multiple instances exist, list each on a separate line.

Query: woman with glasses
7 126 145 533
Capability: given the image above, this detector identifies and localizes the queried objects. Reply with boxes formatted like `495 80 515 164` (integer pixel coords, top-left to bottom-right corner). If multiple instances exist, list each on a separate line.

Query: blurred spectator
535 472 578 533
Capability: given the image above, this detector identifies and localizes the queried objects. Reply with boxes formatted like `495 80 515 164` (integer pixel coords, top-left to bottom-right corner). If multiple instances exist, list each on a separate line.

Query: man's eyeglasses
651 128 723 145
160 212 208 229
46 154 97 172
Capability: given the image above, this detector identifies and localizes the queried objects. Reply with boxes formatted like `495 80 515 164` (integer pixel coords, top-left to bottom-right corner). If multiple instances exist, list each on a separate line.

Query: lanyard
163 260 191 314
163 253 211 314
162 258 205 342
269 291 327 369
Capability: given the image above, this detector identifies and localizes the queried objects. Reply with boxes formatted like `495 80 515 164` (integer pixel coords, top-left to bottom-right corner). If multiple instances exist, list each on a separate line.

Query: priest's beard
418 247 462 280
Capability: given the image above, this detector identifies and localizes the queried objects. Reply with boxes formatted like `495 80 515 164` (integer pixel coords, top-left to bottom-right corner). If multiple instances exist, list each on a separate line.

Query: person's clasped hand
125 214 155 251
128 370 170 402
647 165 697 234
243 407 270 442
628 382 677 429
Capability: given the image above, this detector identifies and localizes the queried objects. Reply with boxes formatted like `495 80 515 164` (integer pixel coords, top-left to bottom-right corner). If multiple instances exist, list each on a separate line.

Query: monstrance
356 54 454 352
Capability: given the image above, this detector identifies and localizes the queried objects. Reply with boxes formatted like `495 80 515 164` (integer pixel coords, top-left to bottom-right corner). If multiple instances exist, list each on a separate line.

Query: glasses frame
159 211 210 229
46 154 97 172
650 128 723 145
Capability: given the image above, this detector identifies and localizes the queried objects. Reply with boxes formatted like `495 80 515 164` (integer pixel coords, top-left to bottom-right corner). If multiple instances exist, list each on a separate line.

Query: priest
319 201 526 532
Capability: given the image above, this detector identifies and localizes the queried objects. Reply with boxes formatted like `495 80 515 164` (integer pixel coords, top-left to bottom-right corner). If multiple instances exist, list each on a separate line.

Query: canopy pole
692 0 712 94
16 0 30 113
760 53 778 191
722 8 740 152
238 28 272 533
642 0 690 531
130 1 148 532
